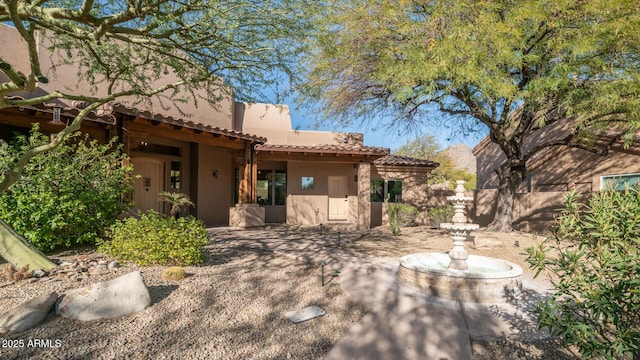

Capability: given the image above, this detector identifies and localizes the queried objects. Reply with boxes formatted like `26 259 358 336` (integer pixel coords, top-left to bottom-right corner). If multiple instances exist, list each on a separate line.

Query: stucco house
0 25 438 230
473 122 640 233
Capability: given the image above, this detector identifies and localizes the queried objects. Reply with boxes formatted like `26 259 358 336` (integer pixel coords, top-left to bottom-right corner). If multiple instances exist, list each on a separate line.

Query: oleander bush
0 126 134 251
427 205 454 228
526 188 640 359
100 210 209 266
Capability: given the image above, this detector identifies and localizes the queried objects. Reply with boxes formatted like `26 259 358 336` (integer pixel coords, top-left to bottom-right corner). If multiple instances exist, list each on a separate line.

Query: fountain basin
398 253 523 303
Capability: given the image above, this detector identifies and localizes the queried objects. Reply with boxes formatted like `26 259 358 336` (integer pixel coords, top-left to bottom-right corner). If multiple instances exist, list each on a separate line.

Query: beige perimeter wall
475 189 576 234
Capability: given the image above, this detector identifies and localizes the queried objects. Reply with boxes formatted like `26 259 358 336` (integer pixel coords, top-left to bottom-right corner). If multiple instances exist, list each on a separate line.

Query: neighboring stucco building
0 25 438 230
473 123 640 233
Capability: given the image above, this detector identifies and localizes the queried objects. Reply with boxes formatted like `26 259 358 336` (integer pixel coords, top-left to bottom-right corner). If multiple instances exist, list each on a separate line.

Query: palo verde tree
302 0 640 231
0 0 317 270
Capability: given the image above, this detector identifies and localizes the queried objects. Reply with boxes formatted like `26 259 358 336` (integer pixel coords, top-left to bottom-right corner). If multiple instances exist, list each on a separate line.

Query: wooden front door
132 158 164 213
328 176 349 220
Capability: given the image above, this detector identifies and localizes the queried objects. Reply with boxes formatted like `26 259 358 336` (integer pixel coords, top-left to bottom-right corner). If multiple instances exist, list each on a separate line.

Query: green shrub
100 211 209 266
390 203 419 226
428 205 454 227
0 126 134 251
385 201 419 236
526 189 640 359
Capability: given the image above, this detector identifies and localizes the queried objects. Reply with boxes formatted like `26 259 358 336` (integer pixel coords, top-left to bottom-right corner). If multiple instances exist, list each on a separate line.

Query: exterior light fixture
48 106 64 126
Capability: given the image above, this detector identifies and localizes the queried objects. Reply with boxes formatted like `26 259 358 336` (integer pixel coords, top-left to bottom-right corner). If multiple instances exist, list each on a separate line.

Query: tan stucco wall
286 161 358 225
357 162 371 230
286 131 363 146
233 101 365 146
371 166 430 225
474 121 575 190
528 147 640 191
234 103 292 143
196 144 234 226
0 25 235 130
475 189 570 234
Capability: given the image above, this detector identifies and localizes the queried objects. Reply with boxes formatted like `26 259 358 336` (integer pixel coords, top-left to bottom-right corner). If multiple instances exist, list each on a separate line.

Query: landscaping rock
32 269 46 278
0 292 57 334
161 267 187 281
88 264 109 276
107 260 120 270
473 237 503 249
56 271 151 321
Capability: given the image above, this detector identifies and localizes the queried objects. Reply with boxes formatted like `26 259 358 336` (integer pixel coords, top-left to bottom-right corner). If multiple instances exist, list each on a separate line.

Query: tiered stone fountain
398 180 523 303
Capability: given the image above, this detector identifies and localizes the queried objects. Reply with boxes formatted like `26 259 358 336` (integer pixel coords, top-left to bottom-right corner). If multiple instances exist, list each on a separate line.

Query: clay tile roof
113 104 266 143
373 154 439 168
255 143 390 156
4 95 116 124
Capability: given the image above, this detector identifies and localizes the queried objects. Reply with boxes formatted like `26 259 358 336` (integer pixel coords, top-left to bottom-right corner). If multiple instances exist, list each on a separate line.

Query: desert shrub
0 126 134 251
100 211 209 266
386 202 418 235
526 189 640 359
391 203 419 227
0 263 31 282
428 205 454 227
161 266 187 281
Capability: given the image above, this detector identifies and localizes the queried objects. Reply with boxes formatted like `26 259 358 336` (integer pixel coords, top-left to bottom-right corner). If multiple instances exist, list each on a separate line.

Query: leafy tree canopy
302 0 640 231
0 0 319 268
394 135 476 190
0 0 317 192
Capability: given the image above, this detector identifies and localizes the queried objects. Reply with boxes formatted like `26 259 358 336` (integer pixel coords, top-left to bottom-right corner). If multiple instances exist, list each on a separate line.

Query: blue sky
284 102 488 152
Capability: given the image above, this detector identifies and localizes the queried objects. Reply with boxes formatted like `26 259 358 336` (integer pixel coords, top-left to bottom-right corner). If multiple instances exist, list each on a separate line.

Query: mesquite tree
0 0 316 269
302 0 640 231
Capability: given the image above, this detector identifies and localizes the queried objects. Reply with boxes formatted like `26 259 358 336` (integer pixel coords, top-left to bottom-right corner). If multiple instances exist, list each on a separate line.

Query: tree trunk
487 164 525 232
0 219 57 270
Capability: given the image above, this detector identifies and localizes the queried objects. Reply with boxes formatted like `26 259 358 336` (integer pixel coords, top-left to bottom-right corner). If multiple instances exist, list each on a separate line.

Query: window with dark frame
370 179 402 203
257 169 286 206
170 161 181 190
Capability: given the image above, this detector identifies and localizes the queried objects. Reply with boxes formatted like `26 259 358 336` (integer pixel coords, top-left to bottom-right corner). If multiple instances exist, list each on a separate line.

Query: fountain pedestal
439 180 478 271
440 224 479 270
397 180 523 303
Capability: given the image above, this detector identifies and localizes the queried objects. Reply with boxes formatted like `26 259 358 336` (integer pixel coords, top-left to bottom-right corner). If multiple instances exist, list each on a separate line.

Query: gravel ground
0 240 367 360
345 226 545 272
0 225 580 359
345 225 581 359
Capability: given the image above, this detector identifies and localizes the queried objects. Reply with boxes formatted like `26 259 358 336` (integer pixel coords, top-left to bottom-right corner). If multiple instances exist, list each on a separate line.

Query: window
601 173 640 191
257 170 286 205
370 179 402 203
302 177 315 189
370 180 384 202
170 161 181 190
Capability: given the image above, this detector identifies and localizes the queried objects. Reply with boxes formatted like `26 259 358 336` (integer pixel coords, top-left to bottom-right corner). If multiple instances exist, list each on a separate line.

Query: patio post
357 161 371 230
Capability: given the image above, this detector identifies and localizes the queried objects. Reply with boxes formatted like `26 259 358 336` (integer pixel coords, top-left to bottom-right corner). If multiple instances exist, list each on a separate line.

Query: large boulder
0 292 58 334
56 271 151 321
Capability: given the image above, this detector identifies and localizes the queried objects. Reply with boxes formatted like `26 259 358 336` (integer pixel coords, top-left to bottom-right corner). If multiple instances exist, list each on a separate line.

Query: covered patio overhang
255 144 390 230
113 104 266 206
